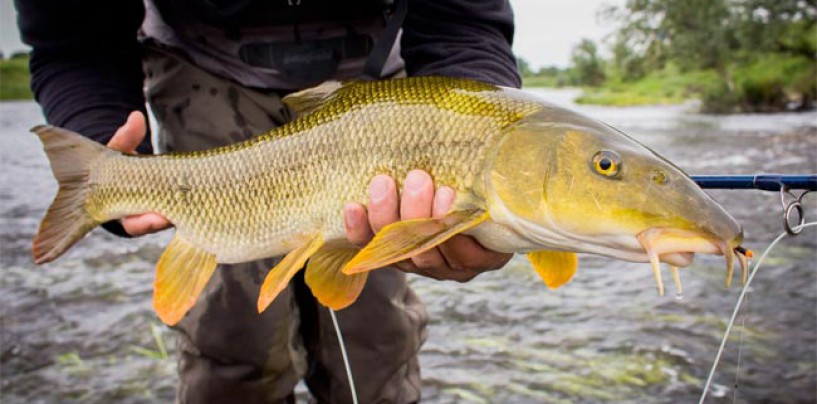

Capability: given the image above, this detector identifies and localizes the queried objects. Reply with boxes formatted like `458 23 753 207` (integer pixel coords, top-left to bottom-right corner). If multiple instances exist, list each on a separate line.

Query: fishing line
329 308 359 404
698 221 817 404
731 284 749 404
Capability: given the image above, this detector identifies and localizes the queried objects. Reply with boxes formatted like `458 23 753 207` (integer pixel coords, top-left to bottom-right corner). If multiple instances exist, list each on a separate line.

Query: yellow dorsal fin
305 247 368 310
257 234 324 313
343 209 489 274
154 234 218 325
282 81 344 117
527 250 578 289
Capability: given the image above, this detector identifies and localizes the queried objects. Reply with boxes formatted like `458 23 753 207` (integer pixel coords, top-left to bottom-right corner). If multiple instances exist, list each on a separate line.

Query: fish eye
591 150 622 178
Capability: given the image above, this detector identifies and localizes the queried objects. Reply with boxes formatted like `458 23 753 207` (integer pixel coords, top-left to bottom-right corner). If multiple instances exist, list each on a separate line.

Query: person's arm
16 0 151 153
401 0 521 88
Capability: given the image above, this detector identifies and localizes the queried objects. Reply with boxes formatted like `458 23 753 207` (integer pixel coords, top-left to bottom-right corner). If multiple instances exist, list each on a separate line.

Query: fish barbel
31 76 748 325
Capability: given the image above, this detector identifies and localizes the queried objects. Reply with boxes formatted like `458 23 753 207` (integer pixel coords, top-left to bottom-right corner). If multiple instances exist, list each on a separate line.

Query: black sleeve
15 0 152 154
400 0 521 88
17 0 147 237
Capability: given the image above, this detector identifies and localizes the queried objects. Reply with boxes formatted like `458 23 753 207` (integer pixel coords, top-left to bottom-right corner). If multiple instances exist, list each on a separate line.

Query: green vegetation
521 75 563 88
521 0 816 113
129 322 171 361
518 59 573 88
0 53 33 101
575 66 719 106
569 39 605 87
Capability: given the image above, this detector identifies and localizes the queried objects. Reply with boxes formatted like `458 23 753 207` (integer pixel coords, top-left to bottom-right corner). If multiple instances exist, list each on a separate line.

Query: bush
700 81 740 113
696 55 815 113
0 55 34 101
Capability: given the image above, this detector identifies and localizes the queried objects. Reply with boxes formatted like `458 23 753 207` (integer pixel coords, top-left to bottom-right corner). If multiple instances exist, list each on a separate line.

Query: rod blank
691 175 816 191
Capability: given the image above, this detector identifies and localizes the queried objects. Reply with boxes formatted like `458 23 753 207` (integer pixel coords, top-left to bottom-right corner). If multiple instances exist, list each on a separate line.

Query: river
2 89 816 403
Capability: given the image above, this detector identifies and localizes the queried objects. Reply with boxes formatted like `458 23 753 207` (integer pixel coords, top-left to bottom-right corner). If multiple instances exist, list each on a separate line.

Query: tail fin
31 125 111 264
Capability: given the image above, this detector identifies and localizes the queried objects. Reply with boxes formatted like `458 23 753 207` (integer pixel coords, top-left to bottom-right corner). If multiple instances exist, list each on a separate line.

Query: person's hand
344 170 512 282
107 111 172 236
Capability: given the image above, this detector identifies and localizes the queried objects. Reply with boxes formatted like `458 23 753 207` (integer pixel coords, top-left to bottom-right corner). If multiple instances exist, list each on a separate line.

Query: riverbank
524 54 816 113
571 68 717 107
0 55 32 101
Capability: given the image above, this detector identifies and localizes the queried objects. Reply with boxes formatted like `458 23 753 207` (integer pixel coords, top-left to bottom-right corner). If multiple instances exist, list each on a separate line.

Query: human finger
433 185 511 280
344 202 375 248
366 175 399 233
121 213 172 236
107 111 147 154
400 170 448 270
437 235 513 277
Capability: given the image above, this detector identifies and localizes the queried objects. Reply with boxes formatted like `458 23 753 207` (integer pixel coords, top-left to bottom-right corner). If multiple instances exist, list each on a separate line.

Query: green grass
129 322 170 361
0 54 33 101
571 54 815 111
575 67 720 107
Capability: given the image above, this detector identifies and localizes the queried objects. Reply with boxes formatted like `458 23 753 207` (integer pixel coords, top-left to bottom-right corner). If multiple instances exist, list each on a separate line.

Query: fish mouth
636 228 750 296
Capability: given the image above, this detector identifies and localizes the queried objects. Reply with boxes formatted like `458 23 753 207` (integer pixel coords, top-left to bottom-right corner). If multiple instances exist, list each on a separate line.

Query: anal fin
343 209 489 274
154 234 218 325
527 250 578 289
257 234 324 313
305 247 367 310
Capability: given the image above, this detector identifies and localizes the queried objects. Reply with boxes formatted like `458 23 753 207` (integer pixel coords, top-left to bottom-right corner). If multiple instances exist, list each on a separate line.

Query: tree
604 0 735 72
517 57 534 77
611 36 646 81
732 0 817 57
570 39 606 86
598 0 816 111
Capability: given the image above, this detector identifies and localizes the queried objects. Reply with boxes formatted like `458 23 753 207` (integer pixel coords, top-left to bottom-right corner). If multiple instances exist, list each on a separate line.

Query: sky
510 0 622 68
1 0 621 68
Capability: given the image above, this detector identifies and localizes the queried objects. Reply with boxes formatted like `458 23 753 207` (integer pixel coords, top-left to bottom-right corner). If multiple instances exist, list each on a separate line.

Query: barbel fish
31 77 749 325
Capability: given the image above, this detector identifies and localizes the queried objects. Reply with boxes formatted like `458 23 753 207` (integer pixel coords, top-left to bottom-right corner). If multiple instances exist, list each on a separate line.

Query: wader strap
362 0 407 80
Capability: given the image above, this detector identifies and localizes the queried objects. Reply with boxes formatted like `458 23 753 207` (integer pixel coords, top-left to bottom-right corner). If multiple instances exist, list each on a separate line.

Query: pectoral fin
527 250 578 289
305 247 368 310
343 209 489 274
257 234 324 313
154 234 218 325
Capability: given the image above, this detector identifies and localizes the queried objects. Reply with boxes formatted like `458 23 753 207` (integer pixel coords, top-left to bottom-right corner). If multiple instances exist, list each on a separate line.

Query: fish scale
84 77 541 264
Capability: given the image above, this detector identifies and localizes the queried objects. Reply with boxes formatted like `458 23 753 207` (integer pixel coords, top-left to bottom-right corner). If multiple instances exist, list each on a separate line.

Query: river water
1 90 816 403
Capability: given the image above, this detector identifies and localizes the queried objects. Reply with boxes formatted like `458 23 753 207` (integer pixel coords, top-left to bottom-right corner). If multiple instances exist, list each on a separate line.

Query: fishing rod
692 174 815 235
692 174 816 192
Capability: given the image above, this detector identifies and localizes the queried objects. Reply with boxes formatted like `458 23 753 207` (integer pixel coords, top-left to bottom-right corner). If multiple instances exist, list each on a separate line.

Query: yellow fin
282 81 344 117
154 234 217 325
257 234 324 313
527 250 578 289
305 247 368 310
343 210 489 274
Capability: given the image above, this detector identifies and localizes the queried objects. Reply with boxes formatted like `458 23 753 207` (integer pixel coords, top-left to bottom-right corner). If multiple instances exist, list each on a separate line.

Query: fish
30 76 750 326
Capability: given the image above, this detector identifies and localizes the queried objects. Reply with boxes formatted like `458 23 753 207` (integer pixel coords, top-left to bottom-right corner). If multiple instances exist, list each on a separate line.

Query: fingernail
369 176 390 202
344 202 359 228
405 170 429 197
